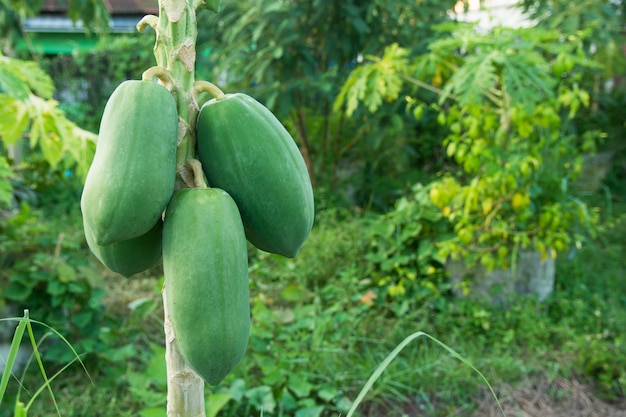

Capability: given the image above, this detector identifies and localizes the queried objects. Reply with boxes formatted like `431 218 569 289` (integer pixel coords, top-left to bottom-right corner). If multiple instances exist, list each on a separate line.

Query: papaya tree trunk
163 288 206 417
138 0 207 415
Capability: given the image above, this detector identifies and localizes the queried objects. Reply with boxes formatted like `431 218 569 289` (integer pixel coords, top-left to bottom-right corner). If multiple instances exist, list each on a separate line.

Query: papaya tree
78 1 314 416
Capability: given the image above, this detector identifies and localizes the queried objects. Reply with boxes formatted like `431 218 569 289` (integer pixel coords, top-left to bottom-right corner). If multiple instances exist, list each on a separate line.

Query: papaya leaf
500 51 555 110
440 50 500 107
334 51 405 117
0 96 29 145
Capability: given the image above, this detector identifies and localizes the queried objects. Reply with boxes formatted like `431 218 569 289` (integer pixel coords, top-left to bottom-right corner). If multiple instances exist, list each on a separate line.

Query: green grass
2 199 625 417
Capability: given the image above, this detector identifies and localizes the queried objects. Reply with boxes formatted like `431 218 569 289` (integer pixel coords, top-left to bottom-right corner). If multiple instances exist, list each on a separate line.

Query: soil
475 376 626 417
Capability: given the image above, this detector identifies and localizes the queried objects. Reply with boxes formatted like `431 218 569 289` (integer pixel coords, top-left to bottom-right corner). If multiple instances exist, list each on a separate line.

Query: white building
453 0 533 29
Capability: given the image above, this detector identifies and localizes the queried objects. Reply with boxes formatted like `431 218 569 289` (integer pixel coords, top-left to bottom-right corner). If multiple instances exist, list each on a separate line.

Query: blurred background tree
195 0 456 208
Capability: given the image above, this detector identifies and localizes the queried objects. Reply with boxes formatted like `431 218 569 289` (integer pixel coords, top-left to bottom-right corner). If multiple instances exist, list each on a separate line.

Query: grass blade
24 355 83 414
24 316 62 416
24 317 93 386
15 400 27 417
0 312 28 404
345 331 506 417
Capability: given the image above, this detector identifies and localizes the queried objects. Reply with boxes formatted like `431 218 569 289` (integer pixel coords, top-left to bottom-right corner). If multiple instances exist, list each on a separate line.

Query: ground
475 376 626 417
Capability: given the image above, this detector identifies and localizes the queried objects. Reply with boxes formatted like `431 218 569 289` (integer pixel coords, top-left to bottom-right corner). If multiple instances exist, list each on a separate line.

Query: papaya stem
147 0 199 179
186 159 209 189
193 80 225 101
141 66 175 90
142 1 207 416
136 14 159 32
163 288 206 417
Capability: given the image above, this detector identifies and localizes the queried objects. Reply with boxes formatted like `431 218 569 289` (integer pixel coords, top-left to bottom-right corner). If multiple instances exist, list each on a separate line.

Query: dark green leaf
2 282 32 301
71 310 93 328
295 406 324 417
288 375 312 398
46 280 66 296
245 385 276 413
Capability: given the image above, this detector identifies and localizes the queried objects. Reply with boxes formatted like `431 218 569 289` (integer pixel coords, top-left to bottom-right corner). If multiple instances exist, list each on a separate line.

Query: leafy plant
518 0 626 79
360 183 450 306
0 53 97 190
419 24 602 268
0 205 108 364
336 22 604 270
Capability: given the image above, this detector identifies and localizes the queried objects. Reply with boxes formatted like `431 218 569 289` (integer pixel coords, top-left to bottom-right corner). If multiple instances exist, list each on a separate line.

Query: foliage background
0 0 625 416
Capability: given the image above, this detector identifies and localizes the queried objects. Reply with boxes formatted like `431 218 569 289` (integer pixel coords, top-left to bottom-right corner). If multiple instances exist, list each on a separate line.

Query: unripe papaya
84 220 162 278
196 93 314 258
81 80 177 246
163 188 250 385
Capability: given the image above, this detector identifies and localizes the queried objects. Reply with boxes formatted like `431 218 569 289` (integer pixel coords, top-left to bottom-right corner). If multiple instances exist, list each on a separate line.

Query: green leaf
102 343 137 362
288 375 312 398
501 51 555 110
2 282 33 301
139 407 165 417
56 261 77 283
128 297 158 319
0 67 30 99
71 310 94 328
0 55 55 99
0 156 13 207
281 284 313 302
144 344 167 387
47 280 66 297
226 378 246 402
442 50 500 107
295 406 324 417
334 44 408 116
245 386 276 413
318 385 339 402
206 393 232 417
0 96 29 145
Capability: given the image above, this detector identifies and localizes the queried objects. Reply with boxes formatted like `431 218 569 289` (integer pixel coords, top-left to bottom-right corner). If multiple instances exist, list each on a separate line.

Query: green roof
16 32 100 55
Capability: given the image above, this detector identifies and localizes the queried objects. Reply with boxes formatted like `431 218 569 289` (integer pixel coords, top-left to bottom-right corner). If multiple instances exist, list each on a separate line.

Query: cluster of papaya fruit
80 72 314 385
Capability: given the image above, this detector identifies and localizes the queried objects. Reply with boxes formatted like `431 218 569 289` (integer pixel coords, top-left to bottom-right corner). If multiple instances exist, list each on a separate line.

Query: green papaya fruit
196 93 314 258
163 187 250 385
84 220 162 278
81 79 178 246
